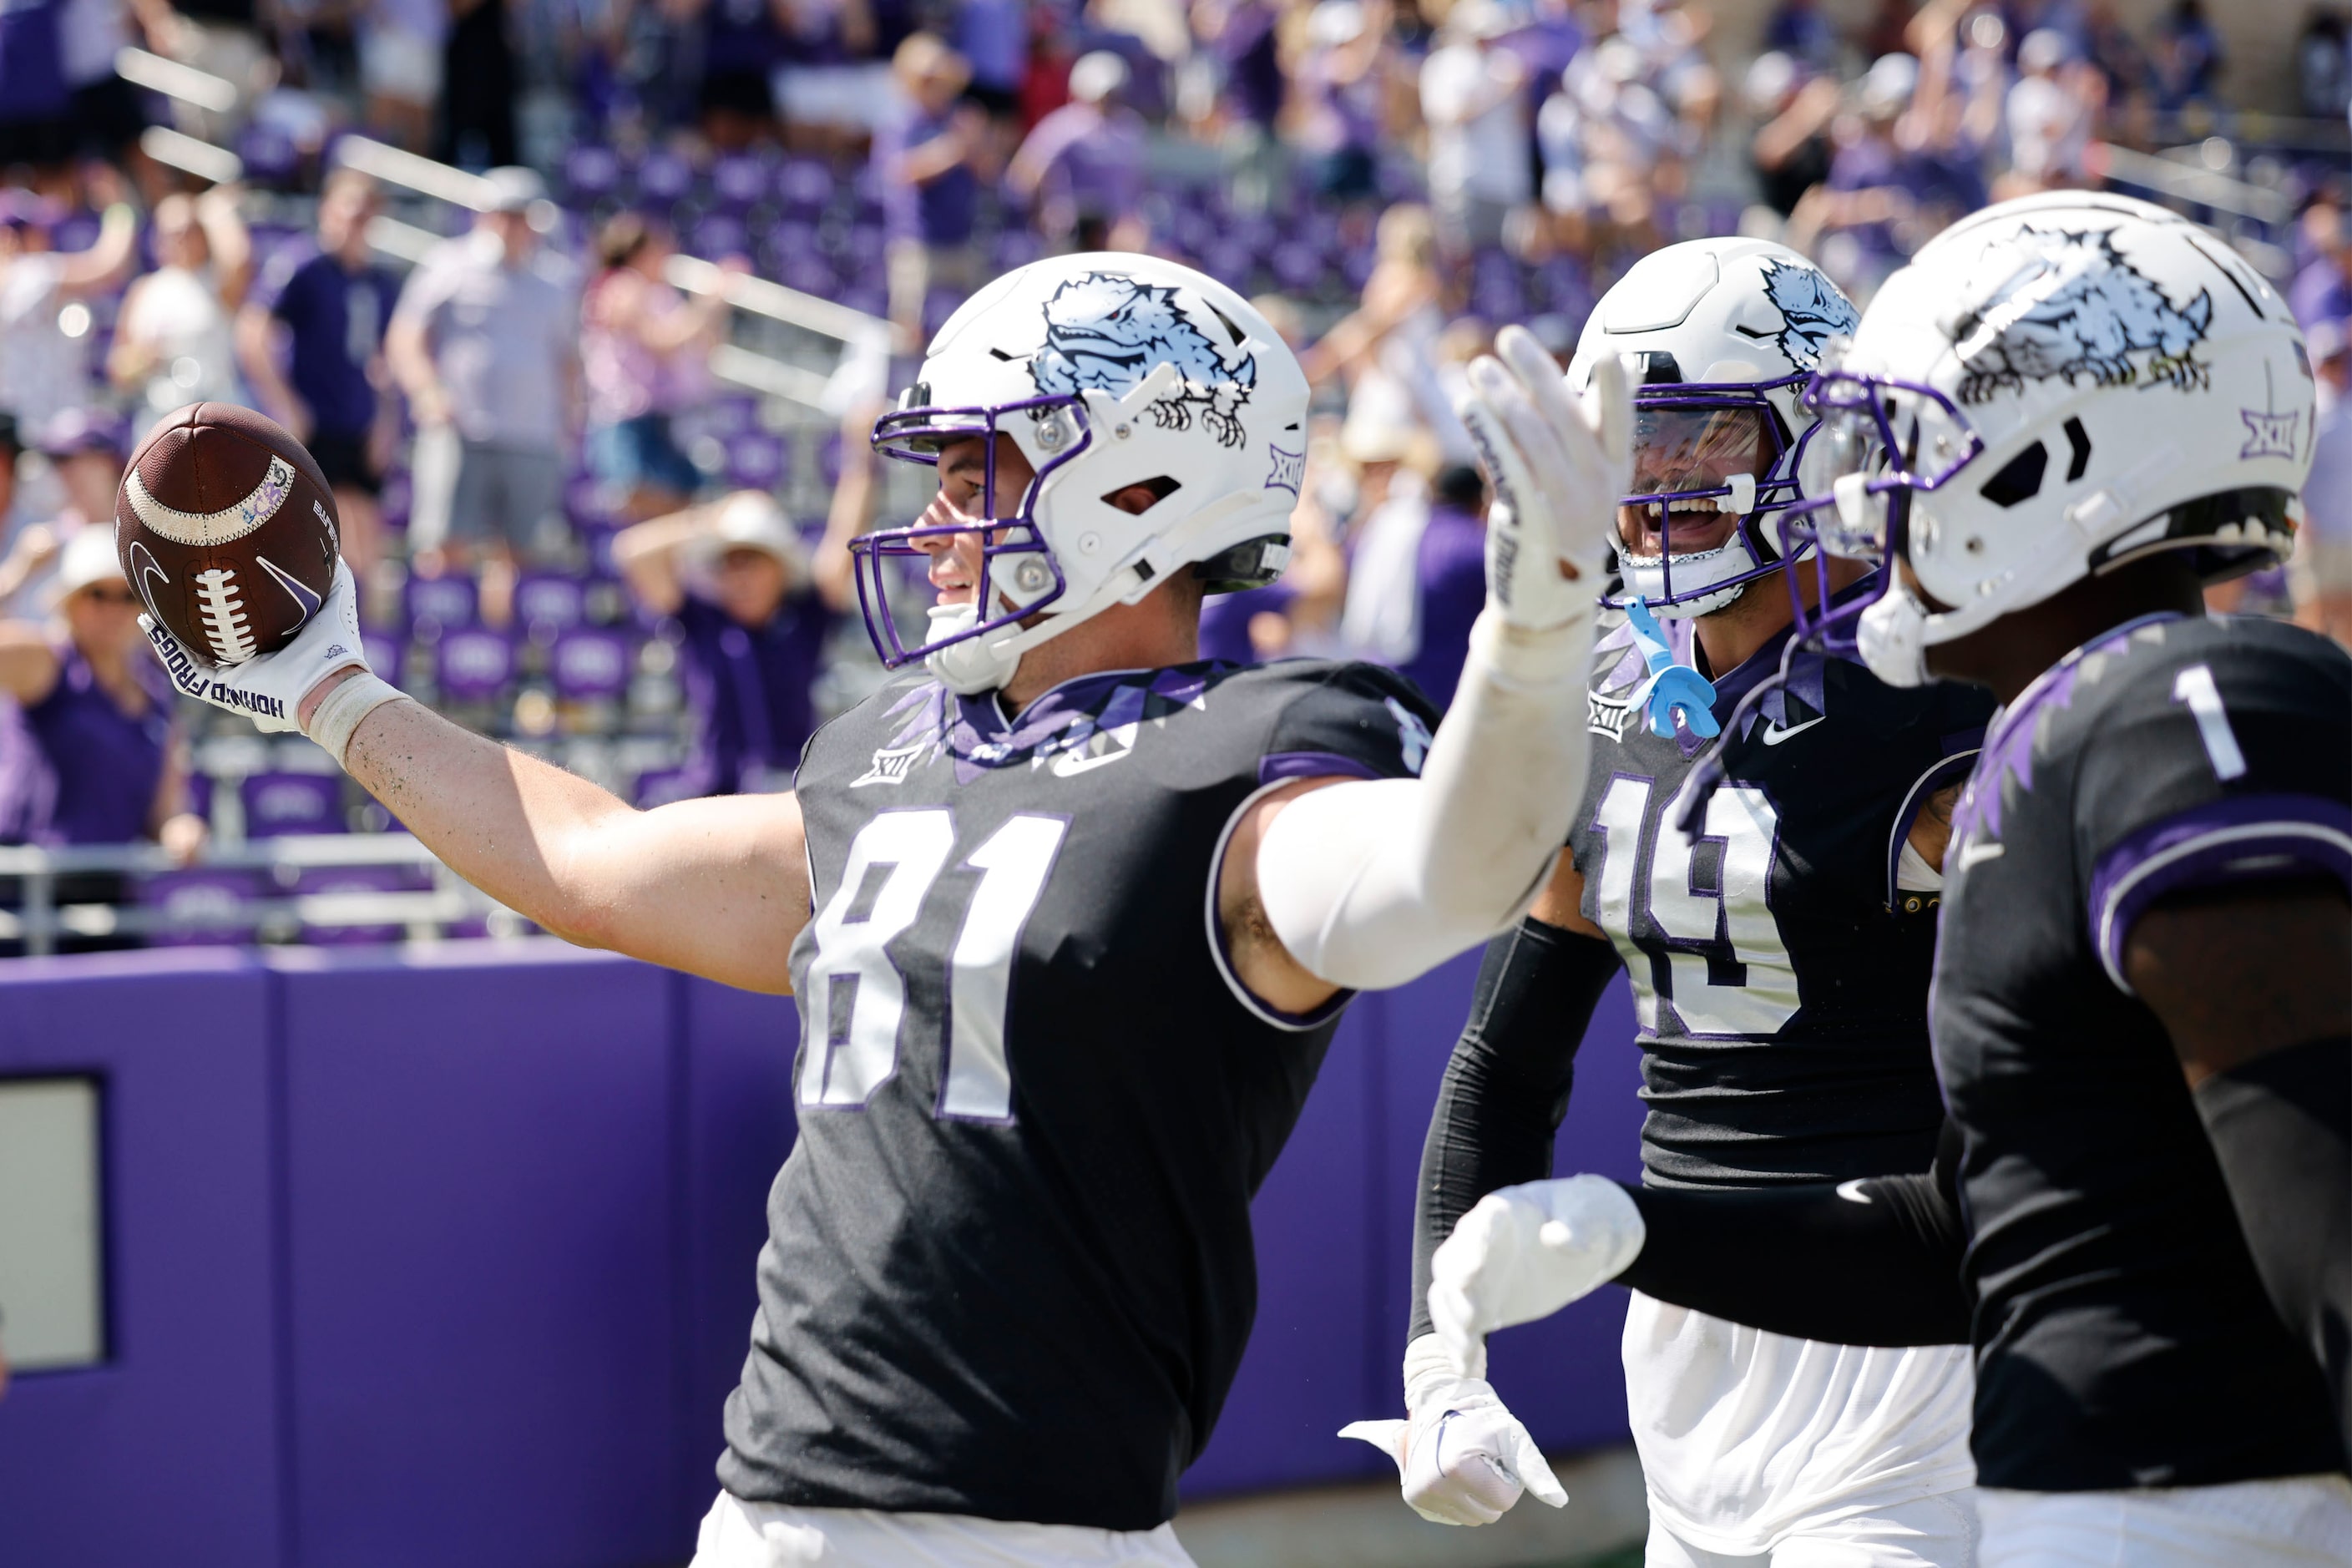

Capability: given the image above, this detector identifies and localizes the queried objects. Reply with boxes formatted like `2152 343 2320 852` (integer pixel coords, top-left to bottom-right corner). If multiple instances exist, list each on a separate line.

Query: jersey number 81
800 809 1070 1123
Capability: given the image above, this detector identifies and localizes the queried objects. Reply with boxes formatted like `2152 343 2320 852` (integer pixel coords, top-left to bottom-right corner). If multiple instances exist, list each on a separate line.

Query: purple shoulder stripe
1259 751 1387 786
2089 792 2352 991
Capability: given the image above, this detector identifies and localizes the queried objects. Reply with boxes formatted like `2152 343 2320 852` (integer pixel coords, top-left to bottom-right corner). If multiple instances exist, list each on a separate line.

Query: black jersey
1936 612 2350 1490
1565 608 1993 1190
716 657 1437 1530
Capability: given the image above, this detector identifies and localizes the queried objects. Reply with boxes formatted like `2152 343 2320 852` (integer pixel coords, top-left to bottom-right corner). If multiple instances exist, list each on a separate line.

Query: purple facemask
852 392 1093 669
1605 372 1818 612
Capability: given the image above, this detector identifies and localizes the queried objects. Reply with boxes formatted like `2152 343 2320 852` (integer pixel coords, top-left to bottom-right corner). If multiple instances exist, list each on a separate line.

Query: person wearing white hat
614 489 862 797
0 524 205 864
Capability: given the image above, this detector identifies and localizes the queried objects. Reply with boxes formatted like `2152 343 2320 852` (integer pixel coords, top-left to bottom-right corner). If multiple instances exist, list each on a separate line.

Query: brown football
116 402 341 669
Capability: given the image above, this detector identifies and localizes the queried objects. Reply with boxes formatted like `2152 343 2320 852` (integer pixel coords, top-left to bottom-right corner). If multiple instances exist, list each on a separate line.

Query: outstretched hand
141 560 371 736
1456 326 1632 633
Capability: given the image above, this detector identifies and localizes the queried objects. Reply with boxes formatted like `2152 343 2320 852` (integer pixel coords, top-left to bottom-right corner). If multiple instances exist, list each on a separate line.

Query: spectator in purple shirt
0 525 204 858
1294 0 1389 209
614 488 862 796
237 169 402 579
1008 50 1148 251
694 0 786 149
1391 462 1489 711
875 33 990 344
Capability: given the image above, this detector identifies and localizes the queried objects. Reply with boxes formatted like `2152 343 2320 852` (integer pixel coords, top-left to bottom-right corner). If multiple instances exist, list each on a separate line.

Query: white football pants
1977 1474 2352 1566
1646 1491 1980 1568
690 1490 1199 1567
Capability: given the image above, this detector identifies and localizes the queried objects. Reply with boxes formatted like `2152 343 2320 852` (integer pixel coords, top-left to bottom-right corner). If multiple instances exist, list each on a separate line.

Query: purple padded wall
272 944 683 1568
1184 964 1646 1495
0 943 1644 1561
0 948 286 1568
675 974 800 1526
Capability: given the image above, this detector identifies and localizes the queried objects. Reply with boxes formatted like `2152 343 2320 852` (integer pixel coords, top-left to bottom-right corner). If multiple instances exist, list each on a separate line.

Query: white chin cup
922 603 1024 695
1857 583 1931 688
1617 539 1752 619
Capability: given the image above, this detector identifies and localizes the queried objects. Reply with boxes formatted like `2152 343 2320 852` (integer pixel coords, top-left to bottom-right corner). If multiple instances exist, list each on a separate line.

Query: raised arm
1227 331 1628 1014
316 682 810 990
144 566 811 994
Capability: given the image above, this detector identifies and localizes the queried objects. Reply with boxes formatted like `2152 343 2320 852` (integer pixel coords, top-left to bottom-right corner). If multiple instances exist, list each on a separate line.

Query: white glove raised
1428 1175 1646 1373
142 560 397 763
1340 1334 1568 1525
1456 326 1632 633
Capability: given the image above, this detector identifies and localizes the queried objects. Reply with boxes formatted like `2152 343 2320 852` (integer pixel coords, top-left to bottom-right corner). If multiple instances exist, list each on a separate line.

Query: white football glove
1340 1334 1568 1526
1428 1175 1646 1373
1456 326 1632 634
142 559 371 736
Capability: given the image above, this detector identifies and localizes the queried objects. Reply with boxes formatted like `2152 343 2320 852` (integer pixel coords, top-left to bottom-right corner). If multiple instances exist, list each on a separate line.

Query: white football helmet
1565 237 1860 618
857 254 1308 693
1784 191 2315 685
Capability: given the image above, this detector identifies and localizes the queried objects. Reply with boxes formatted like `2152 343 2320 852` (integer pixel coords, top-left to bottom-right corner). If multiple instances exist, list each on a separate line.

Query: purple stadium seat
725 432 787 489
693 213 749 260
564 144 622 203
711 154 767 210
776 159 833 214
514 574 589 635
839 282 886 319
819 430 843 488
360 630 404 688
781 251 833 298
136 868 264 945
1271 243 1323 293
435 628 516 703
635 150 692 204
404 574 478 632
549 628 632 702
240 771 346 837
293 864 423 945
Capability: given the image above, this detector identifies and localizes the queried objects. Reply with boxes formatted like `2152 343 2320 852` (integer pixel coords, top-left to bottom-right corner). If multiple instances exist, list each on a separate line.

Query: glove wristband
306 673 407 768
1473 605 1593 691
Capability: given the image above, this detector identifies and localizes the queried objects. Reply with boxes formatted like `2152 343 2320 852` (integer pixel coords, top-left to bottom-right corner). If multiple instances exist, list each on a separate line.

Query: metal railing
0 837 525 957
331 134 906 408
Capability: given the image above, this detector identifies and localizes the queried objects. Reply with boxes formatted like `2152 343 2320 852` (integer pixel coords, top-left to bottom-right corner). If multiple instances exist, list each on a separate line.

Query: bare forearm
323 682 809 990
338 693 629 948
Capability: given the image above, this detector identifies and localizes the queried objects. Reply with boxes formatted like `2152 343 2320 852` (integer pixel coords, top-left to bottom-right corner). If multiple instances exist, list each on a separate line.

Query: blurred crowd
0 0 2345 933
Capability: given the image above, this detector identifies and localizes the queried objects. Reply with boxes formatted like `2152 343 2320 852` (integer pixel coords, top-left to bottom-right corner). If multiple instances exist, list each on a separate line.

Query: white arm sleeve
1255 605 1594 991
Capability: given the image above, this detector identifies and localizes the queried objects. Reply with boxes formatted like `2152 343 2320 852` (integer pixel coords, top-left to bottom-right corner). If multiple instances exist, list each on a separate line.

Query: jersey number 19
1588 777 1801 1038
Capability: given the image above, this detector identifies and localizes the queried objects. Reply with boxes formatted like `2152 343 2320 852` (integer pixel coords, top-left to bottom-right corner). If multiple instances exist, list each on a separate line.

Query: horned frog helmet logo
1758 258 1860 370
1948 225 2214 405
1030 273 1257 448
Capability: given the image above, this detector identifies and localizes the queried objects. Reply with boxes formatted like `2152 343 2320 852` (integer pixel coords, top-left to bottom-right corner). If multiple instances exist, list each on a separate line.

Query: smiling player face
912 433 1037 612
1616 404 1775 557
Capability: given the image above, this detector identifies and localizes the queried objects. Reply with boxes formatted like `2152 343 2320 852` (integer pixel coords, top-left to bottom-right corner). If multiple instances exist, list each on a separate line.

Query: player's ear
1101 476 1181 516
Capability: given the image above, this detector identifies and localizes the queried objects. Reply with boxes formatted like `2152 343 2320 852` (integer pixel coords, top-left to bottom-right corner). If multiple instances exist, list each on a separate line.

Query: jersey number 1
799 810 1070 1121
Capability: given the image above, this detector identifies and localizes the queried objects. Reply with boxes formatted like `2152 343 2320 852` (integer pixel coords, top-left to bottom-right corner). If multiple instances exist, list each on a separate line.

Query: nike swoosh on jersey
1760 716 1827 746
1958 841 2007 869
1836 1179 1873 1204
